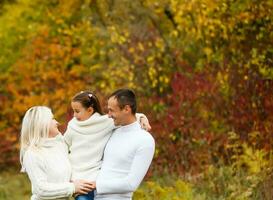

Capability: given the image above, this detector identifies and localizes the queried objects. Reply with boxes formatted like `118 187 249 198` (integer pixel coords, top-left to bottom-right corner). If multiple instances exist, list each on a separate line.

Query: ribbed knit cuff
69 182 75 197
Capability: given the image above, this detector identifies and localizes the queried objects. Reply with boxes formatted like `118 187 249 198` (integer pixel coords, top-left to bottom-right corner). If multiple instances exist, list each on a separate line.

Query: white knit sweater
95 121 155 200
22 134 74 200
64 113 114 181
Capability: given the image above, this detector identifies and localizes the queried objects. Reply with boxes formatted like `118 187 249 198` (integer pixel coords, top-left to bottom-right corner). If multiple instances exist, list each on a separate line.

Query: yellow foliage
134 179 194 200
227 132 269 175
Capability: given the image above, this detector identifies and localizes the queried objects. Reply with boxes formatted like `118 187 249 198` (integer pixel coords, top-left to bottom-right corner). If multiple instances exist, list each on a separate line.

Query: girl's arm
63 128 72 148
136 113 151 131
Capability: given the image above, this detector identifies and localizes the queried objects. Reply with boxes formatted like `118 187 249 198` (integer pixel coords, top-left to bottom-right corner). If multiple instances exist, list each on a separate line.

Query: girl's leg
75 191 94 200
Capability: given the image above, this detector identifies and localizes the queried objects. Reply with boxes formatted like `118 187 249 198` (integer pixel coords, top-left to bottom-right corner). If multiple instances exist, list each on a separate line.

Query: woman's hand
73 180 95 195
140 116 151 131
90 181 96 189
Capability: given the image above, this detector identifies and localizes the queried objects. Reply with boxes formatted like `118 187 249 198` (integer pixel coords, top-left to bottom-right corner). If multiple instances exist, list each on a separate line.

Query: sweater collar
68 112 114 134
72 112 101 126
116 121 141 133
41 133 63 148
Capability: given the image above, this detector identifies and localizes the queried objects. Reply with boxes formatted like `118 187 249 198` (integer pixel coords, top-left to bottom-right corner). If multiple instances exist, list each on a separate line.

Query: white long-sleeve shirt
22 134 74 200
95 121 155 200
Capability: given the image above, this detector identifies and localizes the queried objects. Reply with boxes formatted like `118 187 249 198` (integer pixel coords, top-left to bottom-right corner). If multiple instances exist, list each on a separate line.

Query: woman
20 106 94 200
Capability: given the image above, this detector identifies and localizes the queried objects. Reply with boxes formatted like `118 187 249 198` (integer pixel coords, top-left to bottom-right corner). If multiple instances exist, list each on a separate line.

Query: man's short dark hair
109 89 137 114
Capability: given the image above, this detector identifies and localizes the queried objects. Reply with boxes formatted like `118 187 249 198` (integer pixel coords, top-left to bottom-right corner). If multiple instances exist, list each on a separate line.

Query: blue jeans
75 191 94 200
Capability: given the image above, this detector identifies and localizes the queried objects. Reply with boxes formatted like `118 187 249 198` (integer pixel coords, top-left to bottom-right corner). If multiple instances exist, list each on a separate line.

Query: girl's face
71 101 93 121
48 118 60 138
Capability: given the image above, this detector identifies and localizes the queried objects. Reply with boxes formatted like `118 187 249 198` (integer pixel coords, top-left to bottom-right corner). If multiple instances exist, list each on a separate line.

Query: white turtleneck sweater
64 113 146 182
22 134 74 200
95 121 155 200
64 113 114 181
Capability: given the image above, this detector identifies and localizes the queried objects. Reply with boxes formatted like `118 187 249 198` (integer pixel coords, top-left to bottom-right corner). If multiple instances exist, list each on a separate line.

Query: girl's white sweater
64 113 114 181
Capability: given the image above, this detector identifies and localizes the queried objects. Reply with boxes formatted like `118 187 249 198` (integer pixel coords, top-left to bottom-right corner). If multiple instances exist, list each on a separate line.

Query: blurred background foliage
1 0 273 199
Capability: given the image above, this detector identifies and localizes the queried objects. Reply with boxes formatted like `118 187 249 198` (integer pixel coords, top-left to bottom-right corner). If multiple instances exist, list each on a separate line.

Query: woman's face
71 101 93 121
48 118 60 138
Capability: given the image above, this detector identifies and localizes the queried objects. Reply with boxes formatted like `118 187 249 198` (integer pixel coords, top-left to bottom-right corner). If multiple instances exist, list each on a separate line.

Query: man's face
107 96 126 126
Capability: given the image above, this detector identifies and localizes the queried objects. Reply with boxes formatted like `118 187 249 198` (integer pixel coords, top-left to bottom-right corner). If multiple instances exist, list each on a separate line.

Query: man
94 89 155 200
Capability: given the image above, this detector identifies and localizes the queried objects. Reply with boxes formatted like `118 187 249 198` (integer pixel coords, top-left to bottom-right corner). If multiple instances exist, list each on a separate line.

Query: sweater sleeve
135 113 146 122
63 128 72 148
23 151 75 199
96 138 155 194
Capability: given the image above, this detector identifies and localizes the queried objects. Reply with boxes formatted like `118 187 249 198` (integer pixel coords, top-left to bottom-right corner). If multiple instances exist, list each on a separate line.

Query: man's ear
123 105 132 113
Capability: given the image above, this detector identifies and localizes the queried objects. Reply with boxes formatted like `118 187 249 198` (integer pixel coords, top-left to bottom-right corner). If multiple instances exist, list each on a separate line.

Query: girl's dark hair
72 91 103 115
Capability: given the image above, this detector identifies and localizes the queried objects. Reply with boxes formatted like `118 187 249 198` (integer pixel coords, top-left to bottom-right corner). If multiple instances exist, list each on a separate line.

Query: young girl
64 91 151 200
20 106 94 200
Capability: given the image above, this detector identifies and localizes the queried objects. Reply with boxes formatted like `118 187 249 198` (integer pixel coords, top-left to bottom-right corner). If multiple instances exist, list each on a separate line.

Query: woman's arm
23 151 75 199
23 151 94 199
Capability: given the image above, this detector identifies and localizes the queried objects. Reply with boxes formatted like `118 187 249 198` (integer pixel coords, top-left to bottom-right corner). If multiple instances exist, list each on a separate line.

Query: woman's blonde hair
20 106 53 166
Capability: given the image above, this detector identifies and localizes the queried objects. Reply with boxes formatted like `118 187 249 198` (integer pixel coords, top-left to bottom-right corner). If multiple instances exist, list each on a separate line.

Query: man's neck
122 115 137 126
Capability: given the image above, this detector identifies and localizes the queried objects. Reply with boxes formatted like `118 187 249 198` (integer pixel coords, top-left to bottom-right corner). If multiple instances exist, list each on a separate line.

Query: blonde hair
20 106 53 166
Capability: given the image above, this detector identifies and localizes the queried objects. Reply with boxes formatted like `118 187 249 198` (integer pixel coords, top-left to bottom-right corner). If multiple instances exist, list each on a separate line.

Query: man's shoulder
136 129 155 146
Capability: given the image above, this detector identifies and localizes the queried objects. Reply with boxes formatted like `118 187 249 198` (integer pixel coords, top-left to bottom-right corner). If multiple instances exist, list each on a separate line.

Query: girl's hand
140 116 151 131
